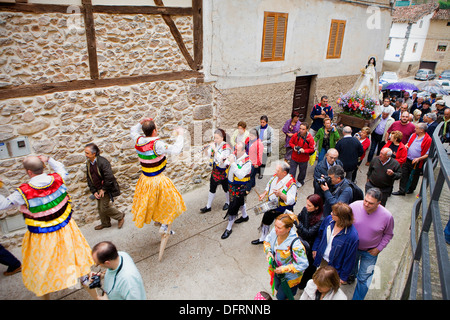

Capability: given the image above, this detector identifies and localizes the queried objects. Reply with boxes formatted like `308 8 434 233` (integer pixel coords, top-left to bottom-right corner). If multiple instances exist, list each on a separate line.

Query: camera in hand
89 275 102 289
315 175 332 186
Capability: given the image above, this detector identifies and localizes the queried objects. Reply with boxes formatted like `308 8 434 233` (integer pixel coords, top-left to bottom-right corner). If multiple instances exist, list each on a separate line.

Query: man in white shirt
251 161 297 245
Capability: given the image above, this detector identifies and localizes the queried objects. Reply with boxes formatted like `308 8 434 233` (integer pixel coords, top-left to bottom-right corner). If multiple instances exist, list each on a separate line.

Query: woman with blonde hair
263 213 309 300
300 265 347 300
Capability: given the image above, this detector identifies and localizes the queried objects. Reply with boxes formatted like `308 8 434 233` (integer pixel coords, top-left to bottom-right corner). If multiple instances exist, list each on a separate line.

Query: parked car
379 71 398 85
437 80 450 94
438 70 450 81
415 69 436 81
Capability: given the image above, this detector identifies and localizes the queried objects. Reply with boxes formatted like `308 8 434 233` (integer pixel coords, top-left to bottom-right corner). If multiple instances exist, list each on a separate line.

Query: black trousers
399 158 422 193
367 132 385 163
0 244 21 272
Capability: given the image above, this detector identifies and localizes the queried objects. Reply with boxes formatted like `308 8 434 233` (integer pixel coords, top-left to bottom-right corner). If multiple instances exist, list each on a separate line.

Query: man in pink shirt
350 188 394 300
386 111 416 145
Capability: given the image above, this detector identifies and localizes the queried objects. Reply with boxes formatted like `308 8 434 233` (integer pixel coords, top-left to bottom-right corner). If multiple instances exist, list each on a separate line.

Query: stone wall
0 10 211 247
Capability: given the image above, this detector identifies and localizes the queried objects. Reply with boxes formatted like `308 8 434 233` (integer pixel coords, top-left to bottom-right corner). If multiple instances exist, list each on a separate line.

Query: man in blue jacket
310 96 333 137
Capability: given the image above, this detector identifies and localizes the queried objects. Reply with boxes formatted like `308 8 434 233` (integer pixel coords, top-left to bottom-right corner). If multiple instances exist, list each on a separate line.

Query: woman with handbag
264 213 309 300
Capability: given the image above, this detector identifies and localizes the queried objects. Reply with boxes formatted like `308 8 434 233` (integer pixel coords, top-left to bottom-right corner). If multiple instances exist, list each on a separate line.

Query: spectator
419 100 432 120
386 111 416 145
434 100 448 123
295 194 324 289
366 103 395 166
310 96 333 137
410 96 423 114
289 122 315 188
366 148 401 206
230 121 249 149
314 117 340 163
319 165 353 216
350 188 394 300
411 109 422 124
91 241 146 300
439 108 450 143
392 102 408 121
282 111 301 162
352 126 371 181
313 148 343 196
312 202 359 284
255 115 274 179
300 266 347 300
393 123 432 196
245 128 263 190
383 130 407 166
403 91 413 110
264 213 309 300
423 112 438 137
391 99 403 121
85 143 125 231
335 126 364 181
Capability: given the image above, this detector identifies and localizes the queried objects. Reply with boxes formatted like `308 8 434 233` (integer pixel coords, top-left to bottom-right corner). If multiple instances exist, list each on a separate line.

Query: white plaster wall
203 0 392 89
403 13 433 63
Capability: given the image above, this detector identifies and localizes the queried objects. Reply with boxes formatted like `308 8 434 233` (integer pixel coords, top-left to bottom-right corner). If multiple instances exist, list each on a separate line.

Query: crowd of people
0 90 448 301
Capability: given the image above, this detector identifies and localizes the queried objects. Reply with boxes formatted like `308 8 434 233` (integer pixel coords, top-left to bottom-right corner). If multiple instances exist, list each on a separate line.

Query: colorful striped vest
17 173 72 234
135 137 167 177
268 174 297 212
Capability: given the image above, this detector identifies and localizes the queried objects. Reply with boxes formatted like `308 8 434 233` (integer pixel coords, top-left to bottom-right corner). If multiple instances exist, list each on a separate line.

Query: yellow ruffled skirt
131 173 186 228
21 218 93 297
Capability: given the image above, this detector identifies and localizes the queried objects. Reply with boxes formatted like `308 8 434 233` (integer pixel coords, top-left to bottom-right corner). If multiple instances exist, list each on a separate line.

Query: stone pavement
0 155 417 300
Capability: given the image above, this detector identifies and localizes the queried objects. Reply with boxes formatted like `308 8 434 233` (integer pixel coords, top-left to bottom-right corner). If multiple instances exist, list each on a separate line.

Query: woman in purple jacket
282 111 301 162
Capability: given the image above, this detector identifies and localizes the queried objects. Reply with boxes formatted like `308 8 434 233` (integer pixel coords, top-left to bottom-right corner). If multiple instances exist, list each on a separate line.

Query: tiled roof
432 8 450 20
392 2 439 23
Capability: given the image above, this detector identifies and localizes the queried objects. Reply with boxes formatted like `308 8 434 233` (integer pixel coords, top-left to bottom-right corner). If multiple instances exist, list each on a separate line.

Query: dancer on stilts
130 117 186 261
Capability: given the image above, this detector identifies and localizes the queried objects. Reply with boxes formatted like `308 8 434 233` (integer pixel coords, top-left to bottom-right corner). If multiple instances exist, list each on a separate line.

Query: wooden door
292 76 312 121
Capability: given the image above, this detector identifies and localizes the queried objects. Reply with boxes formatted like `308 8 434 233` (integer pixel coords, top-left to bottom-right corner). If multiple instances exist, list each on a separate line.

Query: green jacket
314 127 340 153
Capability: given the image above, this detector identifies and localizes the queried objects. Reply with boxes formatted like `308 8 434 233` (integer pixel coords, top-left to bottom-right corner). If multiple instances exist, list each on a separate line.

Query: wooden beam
154 0 196 71
82 0 99 80
0 2 192 15
192 0 203 71
0 3 73 13
92 5 192 16
0 70 202 100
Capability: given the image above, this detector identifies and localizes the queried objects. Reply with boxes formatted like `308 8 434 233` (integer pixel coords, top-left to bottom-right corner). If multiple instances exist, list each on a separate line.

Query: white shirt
208 141 231 169
130 123 184 156
0 158 68 211
226 152 252 182
265 174 297 206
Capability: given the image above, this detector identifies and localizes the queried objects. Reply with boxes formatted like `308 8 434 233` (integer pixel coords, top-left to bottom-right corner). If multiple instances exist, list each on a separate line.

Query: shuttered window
261 12 288 62
326 19 346 59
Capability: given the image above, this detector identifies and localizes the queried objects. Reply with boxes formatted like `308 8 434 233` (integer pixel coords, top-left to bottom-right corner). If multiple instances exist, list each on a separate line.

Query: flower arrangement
337 92 377 120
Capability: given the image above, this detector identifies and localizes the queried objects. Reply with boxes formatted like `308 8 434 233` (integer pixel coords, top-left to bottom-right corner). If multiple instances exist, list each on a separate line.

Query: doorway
292 75 312 121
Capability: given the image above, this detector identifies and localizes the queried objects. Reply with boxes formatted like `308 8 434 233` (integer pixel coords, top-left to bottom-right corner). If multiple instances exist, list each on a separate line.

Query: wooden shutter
261 12 288 62
326 19 346 59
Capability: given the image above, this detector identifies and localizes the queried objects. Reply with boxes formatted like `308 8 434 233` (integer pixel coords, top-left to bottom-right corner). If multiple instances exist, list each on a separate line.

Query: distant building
383 2 439 77
421 8 450 75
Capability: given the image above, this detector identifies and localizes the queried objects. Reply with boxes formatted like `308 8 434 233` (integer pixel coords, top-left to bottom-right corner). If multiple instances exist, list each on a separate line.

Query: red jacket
289 132 315 163
405 133 432 169
382 141 407 166
245 137 264 166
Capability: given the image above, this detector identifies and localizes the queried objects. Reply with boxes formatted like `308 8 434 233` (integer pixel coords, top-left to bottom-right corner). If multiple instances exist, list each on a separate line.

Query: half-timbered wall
0 0 210 246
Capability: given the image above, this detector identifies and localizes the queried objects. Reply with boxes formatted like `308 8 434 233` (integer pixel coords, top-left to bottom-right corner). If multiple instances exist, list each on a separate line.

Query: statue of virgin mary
347 56 381 115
